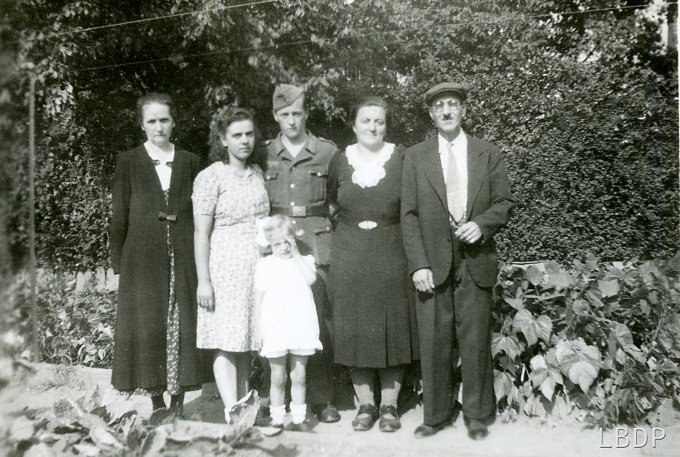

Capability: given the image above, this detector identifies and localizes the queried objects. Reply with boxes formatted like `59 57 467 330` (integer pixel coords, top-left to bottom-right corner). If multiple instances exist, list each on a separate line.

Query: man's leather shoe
466 418 489 440
413 420 447 438
317 403 341 423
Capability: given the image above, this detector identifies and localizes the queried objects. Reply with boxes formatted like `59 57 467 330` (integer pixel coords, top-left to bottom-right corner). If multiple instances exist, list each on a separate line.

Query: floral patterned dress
192 162 269 351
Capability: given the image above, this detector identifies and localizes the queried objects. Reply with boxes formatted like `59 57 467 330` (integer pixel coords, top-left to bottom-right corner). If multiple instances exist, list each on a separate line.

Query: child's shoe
284 420 313 432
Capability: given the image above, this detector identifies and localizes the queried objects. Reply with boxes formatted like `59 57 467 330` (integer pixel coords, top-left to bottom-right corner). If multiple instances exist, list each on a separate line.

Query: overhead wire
27 1 677 73
22 0 279 39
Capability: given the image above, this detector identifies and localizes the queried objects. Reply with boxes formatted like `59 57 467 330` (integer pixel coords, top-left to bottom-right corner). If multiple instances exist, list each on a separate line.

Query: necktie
446 142 465 225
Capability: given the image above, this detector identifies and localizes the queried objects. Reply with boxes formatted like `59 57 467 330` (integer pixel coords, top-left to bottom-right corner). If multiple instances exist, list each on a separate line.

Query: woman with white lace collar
326 96 418 433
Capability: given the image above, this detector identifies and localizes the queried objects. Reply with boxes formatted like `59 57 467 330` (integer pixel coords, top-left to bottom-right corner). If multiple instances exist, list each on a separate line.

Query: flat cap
273 84 305 111
423 82 468 106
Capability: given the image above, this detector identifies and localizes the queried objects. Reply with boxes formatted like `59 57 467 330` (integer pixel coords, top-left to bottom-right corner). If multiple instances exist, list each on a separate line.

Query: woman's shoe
351 404 379 431
378 405 401 432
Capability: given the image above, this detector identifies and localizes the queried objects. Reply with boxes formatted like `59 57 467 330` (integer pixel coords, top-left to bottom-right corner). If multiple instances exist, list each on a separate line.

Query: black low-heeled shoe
352 404 379 431
378 405 401 432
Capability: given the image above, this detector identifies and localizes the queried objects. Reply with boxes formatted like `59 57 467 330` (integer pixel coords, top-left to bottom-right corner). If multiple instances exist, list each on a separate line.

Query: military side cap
423 82 469 106
273 84 305 111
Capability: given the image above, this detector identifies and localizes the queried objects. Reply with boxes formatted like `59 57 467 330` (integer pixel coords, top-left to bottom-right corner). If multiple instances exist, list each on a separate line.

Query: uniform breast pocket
308 167 328 202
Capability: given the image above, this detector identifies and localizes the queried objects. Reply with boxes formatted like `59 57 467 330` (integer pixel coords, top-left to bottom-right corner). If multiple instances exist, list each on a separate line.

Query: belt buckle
292 205 306 217
358 220 378 230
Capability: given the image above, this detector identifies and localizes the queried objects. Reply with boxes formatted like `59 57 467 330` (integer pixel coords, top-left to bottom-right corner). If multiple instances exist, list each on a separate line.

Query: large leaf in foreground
555 338 601 393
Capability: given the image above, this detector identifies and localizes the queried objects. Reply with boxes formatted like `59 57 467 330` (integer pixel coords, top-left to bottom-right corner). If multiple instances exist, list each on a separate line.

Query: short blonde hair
262 214 295 241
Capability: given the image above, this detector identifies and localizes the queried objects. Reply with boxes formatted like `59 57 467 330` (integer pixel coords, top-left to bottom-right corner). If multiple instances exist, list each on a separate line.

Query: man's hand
412 268 435 294
455 221 482 244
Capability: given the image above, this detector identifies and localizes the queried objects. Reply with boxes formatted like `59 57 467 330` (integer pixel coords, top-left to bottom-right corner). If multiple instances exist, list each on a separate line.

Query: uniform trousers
416 237 495 426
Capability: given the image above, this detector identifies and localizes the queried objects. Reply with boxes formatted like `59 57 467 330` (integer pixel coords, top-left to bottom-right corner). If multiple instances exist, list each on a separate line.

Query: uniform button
290 183 295 188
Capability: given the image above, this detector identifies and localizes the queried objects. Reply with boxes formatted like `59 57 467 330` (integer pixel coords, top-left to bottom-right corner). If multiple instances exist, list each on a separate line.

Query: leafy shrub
5 270 116 369
0 272 33 388
1 376 273 456
492 252 680 428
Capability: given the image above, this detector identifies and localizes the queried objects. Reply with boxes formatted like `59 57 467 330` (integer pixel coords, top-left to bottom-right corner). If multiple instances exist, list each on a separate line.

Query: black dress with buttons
326 146 418 368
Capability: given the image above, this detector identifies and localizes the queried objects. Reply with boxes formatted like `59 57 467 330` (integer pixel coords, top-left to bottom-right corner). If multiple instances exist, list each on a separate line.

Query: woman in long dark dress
327 96 418 432
110 93 208 414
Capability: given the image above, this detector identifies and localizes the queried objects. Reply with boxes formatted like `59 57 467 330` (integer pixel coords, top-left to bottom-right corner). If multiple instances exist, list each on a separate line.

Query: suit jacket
401 135 516 288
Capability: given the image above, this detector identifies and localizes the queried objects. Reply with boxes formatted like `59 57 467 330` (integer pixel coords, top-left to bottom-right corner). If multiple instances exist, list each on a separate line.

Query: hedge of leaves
493 253 680 429
3 0 678 272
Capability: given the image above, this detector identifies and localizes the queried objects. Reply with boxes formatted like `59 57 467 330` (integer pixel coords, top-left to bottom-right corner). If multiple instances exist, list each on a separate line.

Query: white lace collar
345 142 395 188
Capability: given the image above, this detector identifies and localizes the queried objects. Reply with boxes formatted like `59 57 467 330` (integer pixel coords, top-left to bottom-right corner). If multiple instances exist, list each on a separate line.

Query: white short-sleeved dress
192 162 269 352
254 254 323 358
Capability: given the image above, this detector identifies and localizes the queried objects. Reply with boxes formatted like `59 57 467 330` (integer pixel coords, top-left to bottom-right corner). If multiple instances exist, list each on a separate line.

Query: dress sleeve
326 152 342 222
192 165 219 216
110 151 130 274
254 257 268 291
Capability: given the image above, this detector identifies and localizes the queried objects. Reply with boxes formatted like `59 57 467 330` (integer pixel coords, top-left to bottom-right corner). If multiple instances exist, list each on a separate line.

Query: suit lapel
422 137 447 209
466 137 487 218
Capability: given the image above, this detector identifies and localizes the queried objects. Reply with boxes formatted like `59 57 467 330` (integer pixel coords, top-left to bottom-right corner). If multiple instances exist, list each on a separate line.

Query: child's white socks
270 404 286 426
290 403 307 424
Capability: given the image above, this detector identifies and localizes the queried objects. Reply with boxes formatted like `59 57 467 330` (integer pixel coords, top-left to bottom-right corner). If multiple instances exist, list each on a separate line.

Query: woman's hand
197 280 215 311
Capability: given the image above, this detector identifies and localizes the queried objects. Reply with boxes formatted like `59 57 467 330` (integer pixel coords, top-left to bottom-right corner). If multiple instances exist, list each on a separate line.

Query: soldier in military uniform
257 84 341 424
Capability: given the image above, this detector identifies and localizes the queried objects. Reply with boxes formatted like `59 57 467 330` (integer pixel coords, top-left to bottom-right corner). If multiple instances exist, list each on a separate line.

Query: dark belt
271 205 328 218
339 214 399 229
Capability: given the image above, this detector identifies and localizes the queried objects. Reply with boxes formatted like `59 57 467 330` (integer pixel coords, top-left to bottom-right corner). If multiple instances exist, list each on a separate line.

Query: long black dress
327 144 418 368
110 145 211 393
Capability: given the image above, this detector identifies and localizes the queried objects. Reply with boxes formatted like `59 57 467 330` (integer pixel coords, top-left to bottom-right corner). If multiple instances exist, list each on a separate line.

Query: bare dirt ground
1 363 678 456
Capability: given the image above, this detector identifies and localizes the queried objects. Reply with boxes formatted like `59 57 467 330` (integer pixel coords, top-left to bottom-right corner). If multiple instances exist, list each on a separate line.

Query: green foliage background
1 0 677 270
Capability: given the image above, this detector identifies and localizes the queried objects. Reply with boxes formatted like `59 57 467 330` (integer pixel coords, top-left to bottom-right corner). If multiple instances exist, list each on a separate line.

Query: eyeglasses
431 100 464 113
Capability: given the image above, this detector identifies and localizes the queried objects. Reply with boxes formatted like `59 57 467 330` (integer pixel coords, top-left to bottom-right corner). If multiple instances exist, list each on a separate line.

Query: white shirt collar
144 141 175 162
437 130 467 154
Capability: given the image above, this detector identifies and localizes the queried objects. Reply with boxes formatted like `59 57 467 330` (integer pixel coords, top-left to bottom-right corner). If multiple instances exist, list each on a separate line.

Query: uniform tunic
264 132 338 310
110 145 210 392
264 131 339 405
327 144 418 368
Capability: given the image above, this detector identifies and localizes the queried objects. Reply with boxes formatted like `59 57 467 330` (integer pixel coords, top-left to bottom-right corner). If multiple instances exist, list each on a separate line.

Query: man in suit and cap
257 83 341 425
401 82 516 439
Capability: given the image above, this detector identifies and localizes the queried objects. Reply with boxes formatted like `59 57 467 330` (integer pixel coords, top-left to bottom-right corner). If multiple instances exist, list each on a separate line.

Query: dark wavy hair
136 92 175 124
348 95 393 133
209 106 266 167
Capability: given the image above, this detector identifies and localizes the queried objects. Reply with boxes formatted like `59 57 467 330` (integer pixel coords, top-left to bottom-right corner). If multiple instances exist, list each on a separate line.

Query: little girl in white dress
254 215 323 430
